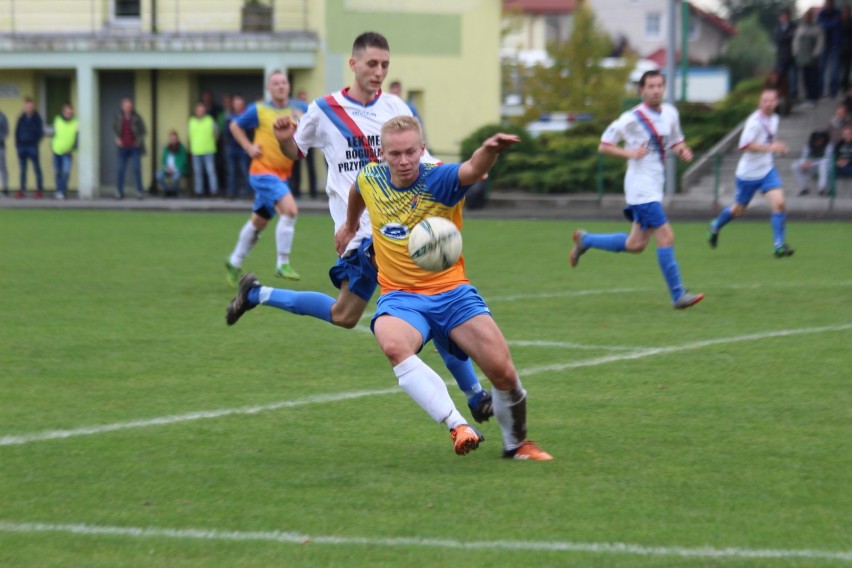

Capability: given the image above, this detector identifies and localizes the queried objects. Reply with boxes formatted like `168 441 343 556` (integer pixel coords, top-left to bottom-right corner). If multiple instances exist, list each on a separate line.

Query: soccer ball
408 217 463 271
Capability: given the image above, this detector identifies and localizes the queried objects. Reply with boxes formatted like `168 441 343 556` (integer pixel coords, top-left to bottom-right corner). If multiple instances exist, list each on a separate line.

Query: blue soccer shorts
371 284 491 360
623 201 669 230
329 237 379 303
734 168 783 206
249 174 291 219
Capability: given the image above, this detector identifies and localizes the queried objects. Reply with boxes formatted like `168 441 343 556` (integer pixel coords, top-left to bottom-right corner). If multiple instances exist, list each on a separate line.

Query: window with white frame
645 12 662 40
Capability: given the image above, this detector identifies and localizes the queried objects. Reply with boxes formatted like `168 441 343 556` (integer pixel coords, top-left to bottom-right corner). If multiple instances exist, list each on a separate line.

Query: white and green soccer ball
407 217 463 272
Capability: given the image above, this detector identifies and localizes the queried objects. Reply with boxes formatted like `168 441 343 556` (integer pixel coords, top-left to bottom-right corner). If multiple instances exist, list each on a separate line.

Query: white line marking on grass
1 324 849 448
521 323 852 376
507 340 637 351
0 388 399 447
487 287 653 302
0 521 849 561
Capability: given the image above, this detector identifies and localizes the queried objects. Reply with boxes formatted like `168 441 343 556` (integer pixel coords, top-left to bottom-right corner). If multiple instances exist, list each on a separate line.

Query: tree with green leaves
719 13 774 88
720 0 794 37
520 0 633 124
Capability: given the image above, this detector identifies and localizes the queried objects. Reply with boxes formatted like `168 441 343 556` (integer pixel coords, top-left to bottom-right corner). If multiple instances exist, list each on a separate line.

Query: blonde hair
380 115 422 145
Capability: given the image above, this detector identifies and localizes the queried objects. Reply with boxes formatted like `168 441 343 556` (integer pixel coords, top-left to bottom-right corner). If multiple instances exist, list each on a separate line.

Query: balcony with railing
0 0 318 53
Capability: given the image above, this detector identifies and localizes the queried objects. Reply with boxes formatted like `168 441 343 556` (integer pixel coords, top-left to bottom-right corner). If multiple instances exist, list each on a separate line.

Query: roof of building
503 0 576 15
689 3 737 36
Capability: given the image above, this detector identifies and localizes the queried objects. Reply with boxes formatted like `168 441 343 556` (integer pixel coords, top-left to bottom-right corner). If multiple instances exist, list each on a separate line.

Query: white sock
229 220 261 268
394 355 467 430
276 215 296 267
492 379 527 451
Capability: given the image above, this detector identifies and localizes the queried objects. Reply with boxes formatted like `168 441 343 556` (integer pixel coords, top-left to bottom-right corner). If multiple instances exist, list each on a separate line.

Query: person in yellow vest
50 103 78 200
188 101 219 197
224 70 302 283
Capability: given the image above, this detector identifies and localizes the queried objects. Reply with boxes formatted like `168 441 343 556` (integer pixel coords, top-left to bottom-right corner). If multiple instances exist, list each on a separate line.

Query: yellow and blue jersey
235 101 301 180
356 162 469 295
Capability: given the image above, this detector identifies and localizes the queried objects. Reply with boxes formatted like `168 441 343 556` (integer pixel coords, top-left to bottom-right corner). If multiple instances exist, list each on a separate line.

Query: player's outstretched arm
273 115 299 160
457 133 520 186
335 185 367 255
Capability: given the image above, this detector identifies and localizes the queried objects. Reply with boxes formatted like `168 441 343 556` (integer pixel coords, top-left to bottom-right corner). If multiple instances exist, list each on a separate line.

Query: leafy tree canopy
520 0 633 124
719 13 774 87
719 0 795 37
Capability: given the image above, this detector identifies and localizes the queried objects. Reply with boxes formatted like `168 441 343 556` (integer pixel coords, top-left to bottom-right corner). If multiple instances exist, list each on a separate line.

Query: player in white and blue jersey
568 70 704 310
224 32 492 422
708 88 794 257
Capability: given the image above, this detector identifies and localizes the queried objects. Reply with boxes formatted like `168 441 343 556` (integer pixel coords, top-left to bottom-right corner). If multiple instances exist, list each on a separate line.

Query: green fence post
828 155 836 210
713 153 721 206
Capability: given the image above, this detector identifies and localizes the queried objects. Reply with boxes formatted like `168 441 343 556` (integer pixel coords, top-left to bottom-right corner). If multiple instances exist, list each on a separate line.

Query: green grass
0 210 850 567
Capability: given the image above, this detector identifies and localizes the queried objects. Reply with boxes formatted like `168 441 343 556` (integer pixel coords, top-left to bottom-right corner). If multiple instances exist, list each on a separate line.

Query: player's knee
625 241 646 253
331 313 359 329
485 362 518 390
381 340 413 366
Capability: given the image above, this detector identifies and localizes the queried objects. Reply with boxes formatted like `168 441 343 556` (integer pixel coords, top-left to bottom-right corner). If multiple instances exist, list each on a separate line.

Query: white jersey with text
735 110 779 180
600 102 685 205
293 88 420 253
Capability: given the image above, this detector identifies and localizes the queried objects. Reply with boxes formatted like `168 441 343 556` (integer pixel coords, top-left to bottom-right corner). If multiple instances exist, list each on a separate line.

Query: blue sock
435 342 483 404
656 246 684 303
584 232 627 252
711 206 734 232
257 287 334 323
770 212 785 248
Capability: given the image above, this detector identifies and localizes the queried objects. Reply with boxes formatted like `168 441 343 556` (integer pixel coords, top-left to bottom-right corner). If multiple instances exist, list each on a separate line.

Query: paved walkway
2 189 849 221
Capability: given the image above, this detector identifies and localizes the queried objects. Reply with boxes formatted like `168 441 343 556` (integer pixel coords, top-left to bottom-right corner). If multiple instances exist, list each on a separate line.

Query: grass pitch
0 209 850 567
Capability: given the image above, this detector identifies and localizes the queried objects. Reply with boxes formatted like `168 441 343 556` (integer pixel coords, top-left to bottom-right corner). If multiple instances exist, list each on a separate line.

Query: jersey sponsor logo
380 223 409 240
633 109 667 164
317 96 384 174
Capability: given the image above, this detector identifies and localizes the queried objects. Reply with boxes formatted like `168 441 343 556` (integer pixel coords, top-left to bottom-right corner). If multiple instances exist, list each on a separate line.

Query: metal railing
680 119 746 206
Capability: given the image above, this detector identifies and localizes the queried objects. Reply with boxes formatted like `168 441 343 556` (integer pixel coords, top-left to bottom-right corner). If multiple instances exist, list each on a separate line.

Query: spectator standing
155 130 188 197
794 9 825 107
50 103 78 200
202 90 226 182
774 8 799 102
224 95 252 199
839 6 852 96
388 79 428 144
792 130 832 195
832 124 852 178
15 96 45 199
112 97 146 200
188 101 219 197
388 80 421 121
816 0 841 98
0 109 8 196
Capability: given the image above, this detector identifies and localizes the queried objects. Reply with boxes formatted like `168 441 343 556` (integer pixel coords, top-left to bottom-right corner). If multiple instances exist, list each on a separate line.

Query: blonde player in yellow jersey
334 116 553 460
225 70 302 284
